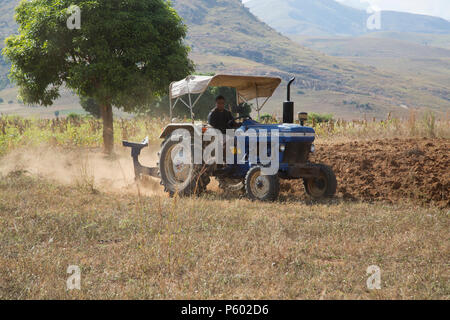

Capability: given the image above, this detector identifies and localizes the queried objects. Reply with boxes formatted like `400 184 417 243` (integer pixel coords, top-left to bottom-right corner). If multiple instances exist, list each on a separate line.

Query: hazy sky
242 0 450 20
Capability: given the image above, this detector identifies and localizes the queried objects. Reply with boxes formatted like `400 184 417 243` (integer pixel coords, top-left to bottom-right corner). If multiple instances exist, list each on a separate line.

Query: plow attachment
122 137 159 180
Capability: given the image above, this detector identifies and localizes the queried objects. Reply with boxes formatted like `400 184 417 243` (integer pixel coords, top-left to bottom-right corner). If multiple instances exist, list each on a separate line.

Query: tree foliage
2 0 194 152
79 96 100 119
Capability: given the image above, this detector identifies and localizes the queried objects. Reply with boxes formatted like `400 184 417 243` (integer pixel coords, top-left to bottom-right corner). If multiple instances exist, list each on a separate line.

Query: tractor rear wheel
303 164 337 199
159 137 210 197
245 166 279 201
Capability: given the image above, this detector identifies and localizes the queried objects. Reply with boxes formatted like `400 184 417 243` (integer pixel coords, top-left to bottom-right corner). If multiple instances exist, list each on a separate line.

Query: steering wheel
233 115 252 122
228 115 252 128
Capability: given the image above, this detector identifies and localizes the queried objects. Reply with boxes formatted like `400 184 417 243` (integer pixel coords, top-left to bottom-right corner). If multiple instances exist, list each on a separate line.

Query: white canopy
170 74 282 103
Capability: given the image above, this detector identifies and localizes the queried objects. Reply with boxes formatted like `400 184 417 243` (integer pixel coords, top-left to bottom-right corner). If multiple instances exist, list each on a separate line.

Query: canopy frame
168 74 282 123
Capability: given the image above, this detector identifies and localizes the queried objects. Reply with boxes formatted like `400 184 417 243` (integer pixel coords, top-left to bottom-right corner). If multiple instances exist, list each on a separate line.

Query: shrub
67 113 82 122
308 112 333 123
422 110 436 138
260 113 273 123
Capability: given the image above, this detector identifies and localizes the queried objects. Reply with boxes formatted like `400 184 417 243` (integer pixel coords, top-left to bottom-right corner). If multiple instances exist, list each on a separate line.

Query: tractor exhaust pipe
283 77 295 123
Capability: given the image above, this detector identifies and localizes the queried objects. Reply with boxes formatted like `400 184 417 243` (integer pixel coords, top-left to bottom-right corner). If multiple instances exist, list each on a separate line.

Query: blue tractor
123 74 337 201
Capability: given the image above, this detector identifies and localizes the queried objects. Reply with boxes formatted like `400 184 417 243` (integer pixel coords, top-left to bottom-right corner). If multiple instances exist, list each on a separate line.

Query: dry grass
0 171 448 299
0 115 448 299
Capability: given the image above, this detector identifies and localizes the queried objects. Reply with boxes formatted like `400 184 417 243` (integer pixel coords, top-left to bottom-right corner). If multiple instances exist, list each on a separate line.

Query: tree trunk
100 102 114 155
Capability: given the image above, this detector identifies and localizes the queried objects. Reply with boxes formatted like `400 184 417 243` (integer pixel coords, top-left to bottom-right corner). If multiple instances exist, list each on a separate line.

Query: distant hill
245 0 366 36
363 31 450 50
171 0 449 115
295 36 450 59
245 0 450 36
0 0 17 90
294 35 450 90
171 0 368 90
0 0 449 119
0 0 16 40
380 11 450 34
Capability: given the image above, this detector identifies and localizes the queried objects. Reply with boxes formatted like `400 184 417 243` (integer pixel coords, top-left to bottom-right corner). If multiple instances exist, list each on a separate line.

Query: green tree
80 96 101 119
2 0 194 154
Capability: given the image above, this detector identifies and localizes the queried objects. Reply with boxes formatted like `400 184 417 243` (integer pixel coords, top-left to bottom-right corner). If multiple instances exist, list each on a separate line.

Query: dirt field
284 138 449 208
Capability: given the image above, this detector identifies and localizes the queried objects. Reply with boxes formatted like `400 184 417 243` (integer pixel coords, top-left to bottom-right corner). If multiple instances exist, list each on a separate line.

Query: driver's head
215 95 225 111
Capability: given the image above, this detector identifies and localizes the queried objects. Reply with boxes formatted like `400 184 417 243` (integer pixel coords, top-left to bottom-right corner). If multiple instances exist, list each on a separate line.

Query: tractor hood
237 121 315 142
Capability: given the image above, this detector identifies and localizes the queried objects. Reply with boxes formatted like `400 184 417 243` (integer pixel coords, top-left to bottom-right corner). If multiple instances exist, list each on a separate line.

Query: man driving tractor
207 95 236 133
123 74 337 201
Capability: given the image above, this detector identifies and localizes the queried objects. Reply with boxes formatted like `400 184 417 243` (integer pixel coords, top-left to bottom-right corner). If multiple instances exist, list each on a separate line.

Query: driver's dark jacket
207 107 234 134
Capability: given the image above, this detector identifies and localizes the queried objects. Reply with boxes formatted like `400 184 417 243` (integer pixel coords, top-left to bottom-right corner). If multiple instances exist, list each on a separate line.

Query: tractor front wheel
303 164 337 199
245 166 279 201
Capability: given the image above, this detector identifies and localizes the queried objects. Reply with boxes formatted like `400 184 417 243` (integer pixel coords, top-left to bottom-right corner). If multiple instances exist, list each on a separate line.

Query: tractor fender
159 123 203 140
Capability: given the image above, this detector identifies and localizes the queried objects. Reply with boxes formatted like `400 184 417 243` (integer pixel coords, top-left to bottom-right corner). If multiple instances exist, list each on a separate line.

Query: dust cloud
0 145 164 196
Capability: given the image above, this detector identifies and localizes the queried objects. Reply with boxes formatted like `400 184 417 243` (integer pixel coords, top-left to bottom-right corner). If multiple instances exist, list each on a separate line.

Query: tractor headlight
310 144 315 153
280 144 286 152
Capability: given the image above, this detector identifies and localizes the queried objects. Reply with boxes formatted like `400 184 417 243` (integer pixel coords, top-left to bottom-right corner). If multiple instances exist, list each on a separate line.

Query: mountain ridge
171 0 449 112
245 0 450 36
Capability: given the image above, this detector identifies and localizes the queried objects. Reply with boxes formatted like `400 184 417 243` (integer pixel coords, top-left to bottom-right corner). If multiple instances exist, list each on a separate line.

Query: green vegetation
79 96 101 119
260 113 275 123
422 111 437 138
0 115 166 156
308 112 333 123
2 114 449 157
2 0 193 154
343 100 374 111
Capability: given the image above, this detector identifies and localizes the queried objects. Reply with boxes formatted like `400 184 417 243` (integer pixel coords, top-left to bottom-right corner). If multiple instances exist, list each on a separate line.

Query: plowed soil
283 138 449 208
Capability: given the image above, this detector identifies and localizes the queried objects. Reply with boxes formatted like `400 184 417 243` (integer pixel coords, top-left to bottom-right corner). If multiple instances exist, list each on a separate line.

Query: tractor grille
283 142 311 164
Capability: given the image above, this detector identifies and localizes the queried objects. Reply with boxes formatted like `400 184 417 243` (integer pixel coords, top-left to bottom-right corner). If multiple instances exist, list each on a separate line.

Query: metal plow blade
122 137 159 180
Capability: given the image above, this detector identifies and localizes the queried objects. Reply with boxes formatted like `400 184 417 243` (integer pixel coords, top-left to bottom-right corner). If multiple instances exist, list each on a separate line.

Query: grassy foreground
0 171 448 299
